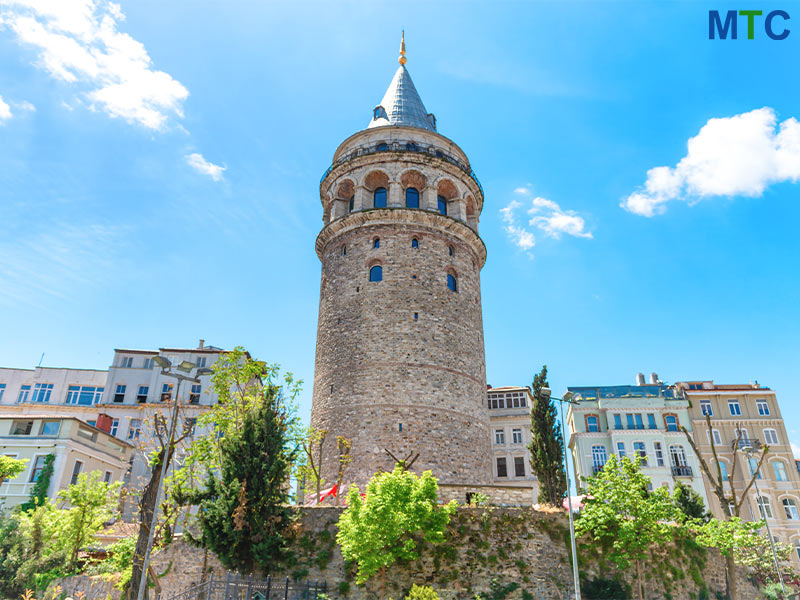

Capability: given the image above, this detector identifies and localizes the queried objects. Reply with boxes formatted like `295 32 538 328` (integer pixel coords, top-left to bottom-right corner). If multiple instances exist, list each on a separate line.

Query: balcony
736 438 761 451
671 465 693 477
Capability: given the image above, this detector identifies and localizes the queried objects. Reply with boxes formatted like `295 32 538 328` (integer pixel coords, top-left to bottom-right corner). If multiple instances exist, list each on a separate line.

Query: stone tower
310 35 491 495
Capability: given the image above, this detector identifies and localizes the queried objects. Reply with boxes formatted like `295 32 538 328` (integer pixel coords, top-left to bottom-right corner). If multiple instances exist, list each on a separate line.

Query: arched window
718 460 728 481
341 245 346 256
376 142 388 152
591 445 607 473
411 238 419 249
757 496 773 519
405 141 418 152
405 187 419 209
348 195 354 212
773 460 788 481
373 238 380 249
374 187 387 208
437 195 448 216
369 265 382 282
783 498 799 520
664 414 679 432
585 415 599 432
794 540 800 561
446 273 457 292
448 245 454 257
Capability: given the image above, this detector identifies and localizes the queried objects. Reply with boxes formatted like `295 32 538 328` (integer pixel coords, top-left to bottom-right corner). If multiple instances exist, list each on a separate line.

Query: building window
70 460 83 485
190 384 201 404
0 383 5 401
613 414 622 429
348 195 355 212
757 496 773 519
17 385 31 403
66 385 104 405
763 428 779 445
626 414 635 429
11 420 33 435
585 415 600 432
405 187 419 209
143 357 154 369
773 461 788 482
114 384 126 403
369 265 383 282
700 400 713 416
718 460 728 481
137 385 148 403
633 442 648 465
494 429 505 445
40 420 60 436
87 420 96 427
446 273 457 292
514 456 526 477
756 400 770 416
110 418 119 437
728 399 741 416
411 237 419 249
184 417 197 436
664 414 679 432
782 498 799 520
616 442 626 457
373 107 382 120
196 357 207 368
29 455 49 482
592 445 608 472
706 429 722 445
31 383 53 403
120 356 133 368
748 457 762 479
735 427 750 445
104 471 112 483
437 195 448 216
128 419 142 440
669 445 688 470
647 413 657 429
161 383 173 402
654 442 665 467
496 457 508 478
373 187 387 208
448 245 454 256
512 428 523 444
634 414 644 430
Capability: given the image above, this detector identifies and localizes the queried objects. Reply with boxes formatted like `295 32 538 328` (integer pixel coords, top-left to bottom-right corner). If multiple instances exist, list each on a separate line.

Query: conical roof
367 60 436 132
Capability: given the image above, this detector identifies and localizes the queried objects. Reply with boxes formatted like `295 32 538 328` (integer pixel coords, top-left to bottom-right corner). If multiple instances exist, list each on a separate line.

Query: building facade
0 416 133 510
309 37 492 497
566 375 708 503
678 380 800 566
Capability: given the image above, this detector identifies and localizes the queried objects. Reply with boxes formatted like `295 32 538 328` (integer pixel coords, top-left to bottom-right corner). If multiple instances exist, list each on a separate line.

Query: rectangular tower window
514 456 526 477
496 457 507 478
512 428 523 444
494 429 505 445
70 460 83 485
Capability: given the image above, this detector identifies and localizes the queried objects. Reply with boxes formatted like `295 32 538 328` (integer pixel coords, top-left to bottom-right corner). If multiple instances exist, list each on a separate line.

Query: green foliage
405 584 439 600
21 454 55 512
90 535 137 589
337 581 351 596
336 465 457 585
760 582 786 600
672 481 710 522
179 349 300 574
0 454 27 486
526 365 567 506
581 576 631 599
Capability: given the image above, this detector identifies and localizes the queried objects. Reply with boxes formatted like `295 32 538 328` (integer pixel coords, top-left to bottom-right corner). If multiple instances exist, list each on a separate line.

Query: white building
566 374 709 504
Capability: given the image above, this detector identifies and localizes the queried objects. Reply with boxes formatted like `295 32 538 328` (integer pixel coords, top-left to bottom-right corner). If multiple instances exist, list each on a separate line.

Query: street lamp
740 441 785 593
542 387 582 600
136 357 213 600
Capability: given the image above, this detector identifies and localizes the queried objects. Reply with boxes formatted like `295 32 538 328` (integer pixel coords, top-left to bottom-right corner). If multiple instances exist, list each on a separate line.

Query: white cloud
16 99 35 111
791 442 800 460
1 0 189 130
500 190 592 255
622 107 800 217
0 95 11 121
186 153 226 182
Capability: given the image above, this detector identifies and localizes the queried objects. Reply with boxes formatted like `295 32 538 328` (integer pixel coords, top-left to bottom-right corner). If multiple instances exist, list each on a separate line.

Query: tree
680 414 769 600
575 455 681 600
672 481 710 522
181 349 300 574
336 465 457 597
21 454 55 512
0 455 27 487
527 365 567 506
333 435 352 506
298 427 328 503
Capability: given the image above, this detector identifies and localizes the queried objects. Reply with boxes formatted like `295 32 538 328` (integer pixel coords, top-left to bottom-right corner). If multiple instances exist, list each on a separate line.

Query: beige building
678 381 800 566
0 415 133 510
486 386 539 504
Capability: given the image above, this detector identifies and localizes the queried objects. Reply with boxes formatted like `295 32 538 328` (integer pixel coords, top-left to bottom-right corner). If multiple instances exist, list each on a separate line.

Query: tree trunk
726 552 738 600
636 558 644 600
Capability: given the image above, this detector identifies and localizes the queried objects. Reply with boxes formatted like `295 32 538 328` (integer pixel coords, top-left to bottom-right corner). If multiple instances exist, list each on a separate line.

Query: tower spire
399 30 407 65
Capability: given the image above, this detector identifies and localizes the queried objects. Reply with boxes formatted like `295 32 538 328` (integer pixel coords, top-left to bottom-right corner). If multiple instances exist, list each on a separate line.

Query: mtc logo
709 10 790 39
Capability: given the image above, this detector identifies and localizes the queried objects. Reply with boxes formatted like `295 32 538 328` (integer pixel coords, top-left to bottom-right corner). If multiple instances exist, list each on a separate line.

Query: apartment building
486 386 539 503
0 415 133 510
566 374 708 503
678 381 800 565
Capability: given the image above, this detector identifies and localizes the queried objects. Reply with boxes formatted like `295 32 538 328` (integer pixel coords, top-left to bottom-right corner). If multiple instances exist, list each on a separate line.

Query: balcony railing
671 465 693 477
320 141 484 196
736 438 761 451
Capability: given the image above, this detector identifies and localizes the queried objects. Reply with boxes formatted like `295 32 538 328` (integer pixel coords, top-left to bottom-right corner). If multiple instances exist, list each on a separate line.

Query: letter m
709 10 738 39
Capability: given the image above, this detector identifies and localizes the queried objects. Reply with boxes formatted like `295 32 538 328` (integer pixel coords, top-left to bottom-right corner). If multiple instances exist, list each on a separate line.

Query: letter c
766 10 790 40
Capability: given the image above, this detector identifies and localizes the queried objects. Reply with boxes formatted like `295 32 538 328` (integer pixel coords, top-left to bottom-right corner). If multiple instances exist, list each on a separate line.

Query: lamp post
741 443 785 593
542 387 582 600
136 357 212 600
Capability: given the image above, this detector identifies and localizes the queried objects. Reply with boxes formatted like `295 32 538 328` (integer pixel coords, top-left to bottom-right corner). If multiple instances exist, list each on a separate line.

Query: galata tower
310 34 491 496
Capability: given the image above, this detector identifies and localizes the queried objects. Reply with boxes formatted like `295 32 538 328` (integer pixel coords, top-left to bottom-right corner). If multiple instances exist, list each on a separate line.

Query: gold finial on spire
398 30 407 65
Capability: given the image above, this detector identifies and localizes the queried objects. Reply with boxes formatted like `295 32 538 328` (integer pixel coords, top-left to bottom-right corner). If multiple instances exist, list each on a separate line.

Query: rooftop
568 384 680 400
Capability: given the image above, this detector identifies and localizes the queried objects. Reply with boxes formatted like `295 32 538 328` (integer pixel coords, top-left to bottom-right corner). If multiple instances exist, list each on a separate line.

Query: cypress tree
527 365 567 506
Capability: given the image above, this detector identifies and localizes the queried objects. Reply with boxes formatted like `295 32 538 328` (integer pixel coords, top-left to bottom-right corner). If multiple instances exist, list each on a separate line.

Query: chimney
636 373 645 386
650 372 659 384
96 413 113 434
198 339 205 349
486 384 492 390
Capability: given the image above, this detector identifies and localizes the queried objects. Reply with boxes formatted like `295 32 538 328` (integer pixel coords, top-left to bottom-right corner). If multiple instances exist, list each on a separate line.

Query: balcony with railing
671 465 693 477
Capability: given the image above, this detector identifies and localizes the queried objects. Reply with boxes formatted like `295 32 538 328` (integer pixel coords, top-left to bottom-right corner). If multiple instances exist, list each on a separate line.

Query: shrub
405 584 439 600
581 576 631 599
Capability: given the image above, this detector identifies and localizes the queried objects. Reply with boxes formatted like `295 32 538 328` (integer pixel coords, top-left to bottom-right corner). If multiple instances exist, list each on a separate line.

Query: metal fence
159 572 328 600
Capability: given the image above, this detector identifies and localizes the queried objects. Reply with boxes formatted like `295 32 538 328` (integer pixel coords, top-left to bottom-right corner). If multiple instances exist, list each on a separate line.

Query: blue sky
1 1 798 455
